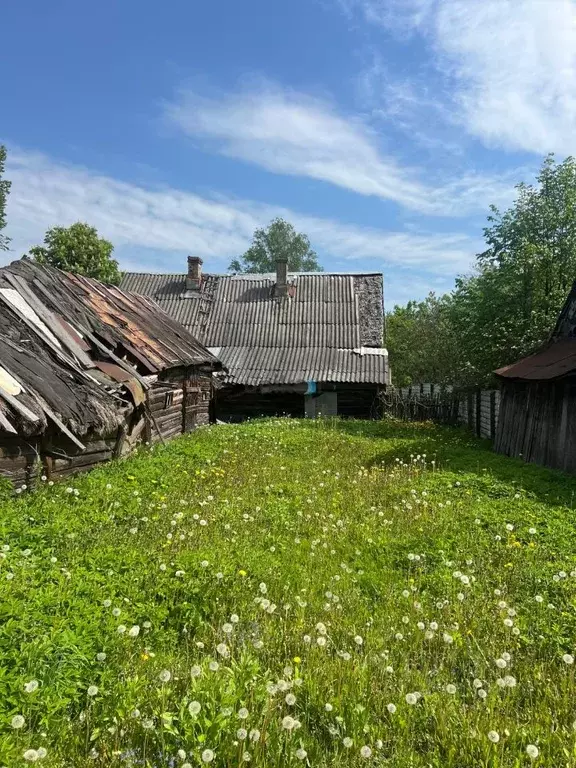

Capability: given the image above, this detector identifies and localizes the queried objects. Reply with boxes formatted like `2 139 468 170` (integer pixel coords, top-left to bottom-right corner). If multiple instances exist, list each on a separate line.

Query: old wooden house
495 281 576 472
0 258 220 486
121 256 389 420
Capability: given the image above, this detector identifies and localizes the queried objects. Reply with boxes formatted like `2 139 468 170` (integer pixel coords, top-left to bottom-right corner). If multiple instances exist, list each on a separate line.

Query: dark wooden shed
494 281 576 472
0 258 220 486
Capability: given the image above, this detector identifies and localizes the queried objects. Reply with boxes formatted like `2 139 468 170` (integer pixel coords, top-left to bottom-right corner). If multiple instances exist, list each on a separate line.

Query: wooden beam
0 383 41 424
30 394 86 452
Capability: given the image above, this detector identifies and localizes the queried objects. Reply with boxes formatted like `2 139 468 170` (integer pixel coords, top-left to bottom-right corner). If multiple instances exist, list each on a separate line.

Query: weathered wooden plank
0 409 17 433
30 394 86 451
0 383 41 424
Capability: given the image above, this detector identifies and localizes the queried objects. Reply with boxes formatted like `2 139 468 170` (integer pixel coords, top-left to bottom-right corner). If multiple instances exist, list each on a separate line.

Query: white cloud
165 83 519 216
2 147 479 287
352 0 576 156
434 0 576 155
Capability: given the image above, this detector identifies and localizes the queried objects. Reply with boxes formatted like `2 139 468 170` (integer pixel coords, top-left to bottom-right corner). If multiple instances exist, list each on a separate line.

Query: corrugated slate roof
120 270 387 386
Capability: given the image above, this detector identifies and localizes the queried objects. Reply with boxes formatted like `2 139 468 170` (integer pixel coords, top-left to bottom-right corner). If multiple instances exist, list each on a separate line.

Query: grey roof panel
120 270 387 386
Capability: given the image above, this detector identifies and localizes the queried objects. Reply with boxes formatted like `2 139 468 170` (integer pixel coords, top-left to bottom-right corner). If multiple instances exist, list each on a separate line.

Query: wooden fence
387 383 501 440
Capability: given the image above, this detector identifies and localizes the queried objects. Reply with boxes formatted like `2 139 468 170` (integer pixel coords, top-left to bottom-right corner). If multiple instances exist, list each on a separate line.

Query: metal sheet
496 338 576 381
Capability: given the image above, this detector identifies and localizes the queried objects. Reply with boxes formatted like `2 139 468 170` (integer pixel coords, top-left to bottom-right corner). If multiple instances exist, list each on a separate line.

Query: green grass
2 417 576 767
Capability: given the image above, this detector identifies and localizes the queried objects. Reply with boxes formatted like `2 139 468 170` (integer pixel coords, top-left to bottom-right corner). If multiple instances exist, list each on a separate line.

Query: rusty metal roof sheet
495 338 576 381
120 270 388 386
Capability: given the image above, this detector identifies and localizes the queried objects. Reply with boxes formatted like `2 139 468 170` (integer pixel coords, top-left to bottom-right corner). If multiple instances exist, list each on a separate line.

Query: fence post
475 389 481 437
490 390 496 439
467 392 474 431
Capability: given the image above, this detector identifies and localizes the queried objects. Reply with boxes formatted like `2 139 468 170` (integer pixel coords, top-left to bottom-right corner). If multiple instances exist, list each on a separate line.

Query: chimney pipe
274 256 288 298
186 256 203 291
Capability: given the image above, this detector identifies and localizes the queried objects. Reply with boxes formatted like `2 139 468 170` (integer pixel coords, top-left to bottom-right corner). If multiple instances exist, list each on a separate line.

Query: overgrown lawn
2 418 576 767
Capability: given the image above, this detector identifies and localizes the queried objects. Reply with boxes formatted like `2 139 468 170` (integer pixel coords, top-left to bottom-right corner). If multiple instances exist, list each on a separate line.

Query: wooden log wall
0 366 216 486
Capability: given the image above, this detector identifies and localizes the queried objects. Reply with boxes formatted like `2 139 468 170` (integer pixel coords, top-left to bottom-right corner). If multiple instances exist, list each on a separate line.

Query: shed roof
120 270 388 386
495 338 576 381
0 258 219 439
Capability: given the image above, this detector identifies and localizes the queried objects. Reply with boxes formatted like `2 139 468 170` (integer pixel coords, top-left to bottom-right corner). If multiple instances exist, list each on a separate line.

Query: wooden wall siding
148 372 212 444
215 389 306 422
215 384 382 422
494 379 576 472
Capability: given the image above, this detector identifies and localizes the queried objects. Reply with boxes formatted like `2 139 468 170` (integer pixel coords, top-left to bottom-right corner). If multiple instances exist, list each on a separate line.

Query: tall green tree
388 155 576 387
29 222 121 285
0 146 11 252
386 293 457 387
450 154 576 384
229 217 322 273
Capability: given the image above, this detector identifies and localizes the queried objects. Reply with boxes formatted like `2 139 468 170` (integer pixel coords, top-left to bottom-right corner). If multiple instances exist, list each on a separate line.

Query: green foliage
386 294 457 387
391 155 576 386
0 145 11 252
230 218 322 273
1 418 576 766
29 222 120 285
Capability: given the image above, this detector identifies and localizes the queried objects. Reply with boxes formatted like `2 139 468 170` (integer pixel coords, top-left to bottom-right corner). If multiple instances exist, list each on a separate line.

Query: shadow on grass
298 417 576 508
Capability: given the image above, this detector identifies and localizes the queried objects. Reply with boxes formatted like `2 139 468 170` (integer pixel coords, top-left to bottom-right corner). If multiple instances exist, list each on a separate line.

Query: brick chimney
186 256 203 291
274 256 288 298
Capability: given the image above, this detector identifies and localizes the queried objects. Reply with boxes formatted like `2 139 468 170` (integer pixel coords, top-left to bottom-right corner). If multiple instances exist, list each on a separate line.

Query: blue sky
1 0 572 307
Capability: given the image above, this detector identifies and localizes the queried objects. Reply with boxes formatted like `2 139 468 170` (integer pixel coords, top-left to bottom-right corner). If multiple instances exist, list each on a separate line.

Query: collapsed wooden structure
495 281 576 472
121 257 389 420
0 258 220 485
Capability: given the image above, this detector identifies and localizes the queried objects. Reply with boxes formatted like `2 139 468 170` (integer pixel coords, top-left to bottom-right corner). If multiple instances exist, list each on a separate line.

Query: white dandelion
360 746 372 758
487 730 500 743
216 643 229 657
282 715 297 731
526 745 539 759
188 701 201 716
11 715 25 729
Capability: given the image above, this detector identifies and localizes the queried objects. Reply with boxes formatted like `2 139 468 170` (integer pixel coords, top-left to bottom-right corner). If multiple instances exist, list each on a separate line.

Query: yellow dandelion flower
238 570 247 577
293 656 302 664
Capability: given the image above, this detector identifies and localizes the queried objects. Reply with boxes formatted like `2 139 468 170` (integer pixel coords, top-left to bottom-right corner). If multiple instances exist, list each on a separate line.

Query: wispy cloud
349 0 576 156
164 82 520 216
3 147 479 293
